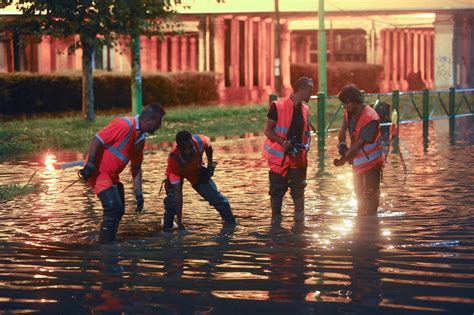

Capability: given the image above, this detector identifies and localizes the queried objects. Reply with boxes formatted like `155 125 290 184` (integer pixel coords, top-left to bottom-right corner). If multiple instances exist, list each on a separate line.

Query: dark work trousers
269 167 307 215
163 179 236 230
353 167 382 216
97 182 125 243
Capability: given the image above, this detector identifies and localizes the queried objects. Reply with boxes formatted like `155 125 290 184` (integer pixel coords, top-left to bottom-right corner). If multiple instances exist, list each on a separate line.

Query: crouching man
162 131 237 232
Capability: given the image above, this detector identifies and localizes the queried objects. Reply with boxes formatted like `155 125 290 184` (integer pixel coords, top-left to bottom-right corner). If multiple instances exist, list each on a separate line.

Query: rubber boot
365 194 379 216
117 182 125 206
217 202 237 225
99 217 119 244
271 197 283 216
163 192 177 232
98 186 124 244
292 196 305 222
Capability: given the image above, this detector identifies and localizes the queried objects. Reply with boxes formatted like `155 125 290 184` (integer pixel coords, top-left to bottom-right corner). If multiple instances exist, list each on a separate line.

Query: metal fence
309 87 474 148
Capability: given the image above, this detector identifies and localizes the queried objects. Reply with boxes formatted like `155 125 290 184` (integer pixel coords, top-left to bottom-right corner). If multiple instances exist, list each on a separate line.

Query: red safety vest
262 97 311 175
345 106 384 175
96 116 145 174
88 115 145 194
167 134 210 185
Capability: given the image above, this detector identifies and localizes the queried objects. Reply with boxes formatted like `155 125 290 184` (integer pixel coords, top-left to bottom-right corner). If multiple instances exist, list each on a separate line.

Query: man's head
139 103 166 134
293 76 314 103
176 130 195 161
338 84 364 113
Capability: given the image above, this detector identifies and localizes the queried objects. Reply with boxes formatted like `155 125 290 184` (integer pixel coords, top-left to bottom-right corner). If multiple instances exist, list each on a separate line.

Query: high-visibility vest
167 134 209 185
262 97 311 173
94 115 146 175
345 106 384 175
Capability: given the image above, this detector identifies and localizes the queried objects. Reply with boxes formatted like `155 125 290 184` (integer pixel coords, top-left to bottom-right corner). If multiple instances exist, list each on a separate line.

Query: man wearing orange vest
336 84 384 216
162 131 237 232
79 104 166 243
263 77 313 218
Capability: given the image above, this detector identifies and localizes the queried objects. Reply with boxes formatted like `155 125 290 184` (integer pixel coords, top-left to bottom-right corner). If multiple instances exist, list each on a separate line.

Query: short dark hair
141 103 166 119
338 84 364 104
176 130 192 147
293 76 314 92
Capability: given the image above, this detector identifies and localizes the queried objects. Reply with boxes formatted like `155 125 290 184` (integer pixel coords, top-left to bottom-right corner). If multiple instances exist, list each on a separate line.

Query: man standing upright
79 104 166 243
263 77 313 218
336 84 384 216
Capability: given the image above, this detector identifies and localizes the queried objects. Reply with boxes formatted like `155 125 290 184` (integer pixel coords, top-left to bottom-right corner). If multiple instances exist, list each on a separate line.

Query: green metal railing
268 87 473 150
308 87 474 147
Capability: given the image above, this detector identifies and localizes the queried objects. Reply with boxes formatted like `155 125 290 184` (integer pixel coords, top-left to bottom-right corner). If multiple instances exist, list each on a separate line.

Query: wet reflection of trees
349 217 382 307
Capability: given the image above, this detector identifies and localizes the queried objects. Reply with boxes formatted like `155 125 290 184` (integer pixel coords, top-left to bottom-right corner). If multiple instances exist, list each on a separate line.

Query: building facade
0 2 472 102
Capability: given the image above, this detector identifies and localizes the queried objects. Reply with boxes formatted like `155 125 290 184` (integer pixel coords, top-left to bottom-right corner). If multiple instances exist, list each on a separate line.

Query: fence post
317 92 326 149
392 90 400 152
422 89 430 150
449 87 456 139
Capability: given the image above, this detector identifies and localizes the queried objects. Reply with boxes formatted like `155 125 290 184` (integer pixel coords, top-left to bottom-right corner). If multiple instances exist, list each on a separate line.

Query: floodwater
0 116 473 314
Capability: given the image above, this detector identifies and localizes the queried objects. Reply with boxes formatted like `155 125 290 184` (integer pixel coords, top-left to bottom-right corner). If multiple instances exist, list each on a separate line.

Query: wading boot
271 197 283 216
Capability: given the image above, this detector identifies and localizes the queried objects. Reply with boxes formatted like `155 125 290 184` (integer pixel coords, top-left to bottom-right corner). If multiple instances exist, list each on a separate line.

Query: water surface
0 117 473 314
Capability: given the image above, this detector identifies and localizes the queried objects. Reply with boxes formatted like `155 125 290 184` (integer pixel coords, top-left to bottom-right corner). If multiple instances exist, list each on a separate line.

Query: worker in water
335 84 384 216
79 104 166 243
162 131 237 232
263 76 313 219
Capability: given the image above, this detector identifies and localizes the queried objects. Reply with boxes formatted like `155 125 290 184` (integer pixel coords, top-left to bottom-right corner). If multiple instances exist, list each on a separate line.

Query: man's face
342 101 357 113
301 85 313 103
178 140 195 161
143 114 163 134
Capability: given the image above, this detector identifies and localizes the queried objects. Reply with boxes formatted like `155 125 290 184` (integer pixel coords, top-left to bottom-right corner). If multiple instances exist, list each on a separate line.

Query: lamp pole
318 0 327 94
274 0 282 96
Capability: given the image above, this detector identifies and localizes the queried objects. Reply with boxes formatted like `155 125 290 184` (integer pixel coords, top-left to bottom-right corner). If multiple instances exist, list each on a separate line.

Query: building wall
0 10 472 102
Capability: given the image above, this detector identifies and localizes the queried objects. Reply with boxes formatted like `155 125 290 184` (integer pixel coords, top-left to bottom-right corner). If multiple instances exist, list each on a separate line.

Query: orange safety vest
345 106 384 175
96 116 145 173
167 134 209 185
262 97 311 175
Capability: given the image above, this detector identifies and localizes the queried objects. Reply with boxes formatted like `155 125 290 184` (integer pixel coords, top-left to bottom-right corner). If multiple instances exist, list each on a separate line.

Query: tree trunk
131 31 142 115
82 42 95 121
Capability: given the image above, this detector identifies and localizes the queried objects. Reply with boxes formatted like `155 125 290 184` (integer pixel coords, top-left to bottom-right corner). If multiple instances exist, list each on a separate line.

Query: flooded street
0 116 473 314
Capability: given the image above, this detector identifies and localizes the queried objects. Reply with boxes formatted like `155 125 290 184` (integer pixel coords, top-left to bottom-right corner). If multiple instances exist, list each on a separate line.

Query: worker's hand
78 162 95 182
134 190 144 214
207 162 217 178
281 139 290 150
337 142 348 156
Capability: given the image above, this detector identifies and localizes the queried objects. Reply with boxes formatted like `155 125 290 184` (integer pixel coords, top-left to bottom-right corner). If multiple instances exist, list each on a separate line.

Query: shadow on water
0 116 473 313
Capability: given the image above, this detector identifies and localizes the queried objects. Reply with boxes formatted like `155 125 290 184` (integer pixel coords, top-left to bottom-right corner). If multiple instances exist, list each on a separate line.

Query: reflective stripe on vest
104 117 134 164
192 134 204 152
347 106 384 173
263 97 310 166
263 143 285 158
273 126 289 134
353 144 383 166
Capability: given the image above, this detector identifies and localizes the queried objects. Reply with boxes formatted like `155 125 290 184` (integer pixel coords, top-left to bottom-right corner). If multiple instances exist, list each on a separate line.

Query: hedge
0 71 220 115
290 62 383 95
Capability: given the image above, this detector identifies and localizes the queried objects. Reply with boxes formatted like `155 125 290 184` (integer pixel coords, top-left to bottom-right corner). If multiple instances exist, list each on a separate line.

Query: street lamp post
318 0 327 94
274 0 282 96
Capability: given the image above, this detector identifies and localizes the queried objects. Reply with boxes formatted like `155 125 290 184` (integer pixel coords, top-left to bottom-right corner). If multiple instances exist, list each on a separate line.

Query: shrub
0 71 219 115
290 62 383 95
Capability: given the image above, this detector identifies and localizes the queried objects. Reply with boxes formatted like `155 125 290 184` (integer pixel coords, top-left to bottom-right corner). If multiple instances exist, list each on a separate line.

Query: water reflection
0 116 473 313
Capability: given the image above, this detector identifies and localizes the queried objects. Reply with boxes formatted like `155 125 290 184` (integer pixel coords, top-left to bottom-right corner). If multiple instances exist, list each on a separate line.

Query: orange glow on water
44 153 57 171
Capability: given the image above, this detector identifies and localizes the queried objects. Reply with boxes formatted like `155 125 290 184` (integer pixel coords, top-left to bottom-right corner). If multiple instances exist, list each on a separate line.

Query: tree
0 0 119 121
0 0 180 119
110 0 179 115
